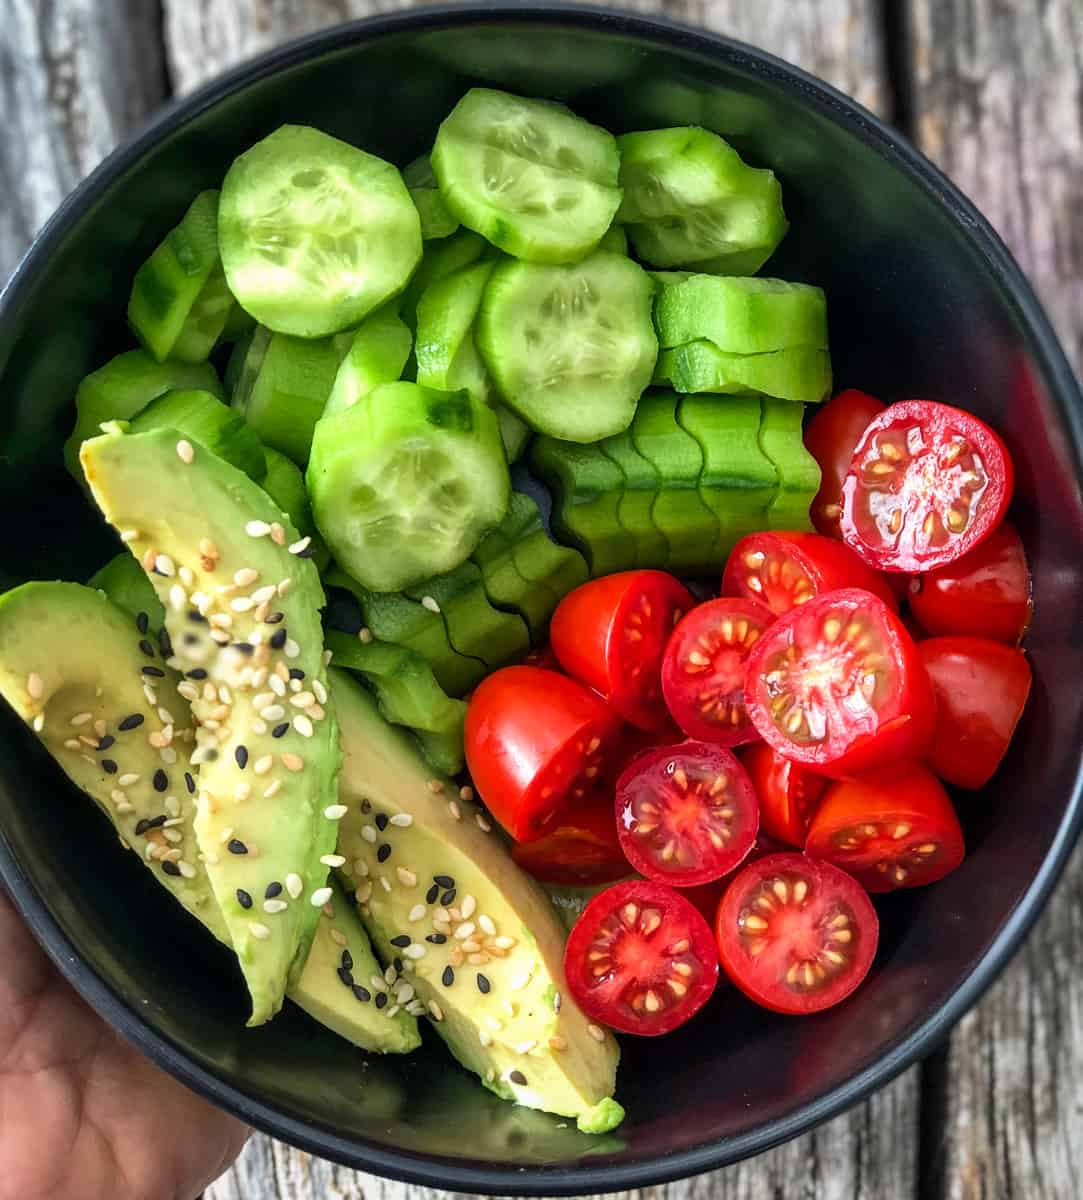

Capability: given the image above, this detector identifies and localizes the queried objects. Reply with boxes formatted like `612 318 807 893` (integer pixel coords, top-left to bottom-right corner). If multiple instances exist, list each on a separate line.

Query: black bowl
1 5 1081 1193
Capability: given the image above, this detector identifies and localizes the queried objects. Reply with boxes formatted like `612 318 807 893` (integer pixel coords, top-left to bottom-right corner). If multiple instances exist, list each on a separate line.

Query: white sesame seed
284 639 300 659
168 584 186 611
404 944 426 960
234 568 259 587
293 715 314 739
230 596 255 613
354 859 369 877
396 867 418 887
479 1031 493 1047
26 672 44 700
285 873 304 899
157 706 174 724
588 1023 606 1042
278 579 292 598
324 804 348 821
479 914 497 936
510 971 531 991
209 614 233 632
31 714 44 732
427 778 444 794
320 854 346 869
461 894 477 919
355 881 373 903
179 566 195 588
288 536 312 555
269 523 286 546
110 788 127 805
358 627 373 644
264 898 289 914
290 691 315 709
248 922 271 941
176 439 195 464
118 773 140 786
155 554 176 577
384 965 398 985
202 851 219 865
312 679 327 704
289 678 302 694
253 755 273 775
164 829 183 845
235 783 251 802
177 682 199 701
389 813 413 828
476 812 492 833
263 780 282 799
448 800 462 821
322 648 333 664
408 903 427 922
120 529 139 543
428 1001 444 1021
64 738 81 750
421 595 440 613
311 887 333 907
330 929 348 947
380 876 392 893
454 922 477 940
385 1004 401 1018
143 684 159 707
192 590 212 613
246 520 271 538
395 983 416 1003
70 712 93 727
259 703 285 721
515 1040 536 1055
179 862 197 879
268 674 286 697
361 825 377 843
371 974 388 992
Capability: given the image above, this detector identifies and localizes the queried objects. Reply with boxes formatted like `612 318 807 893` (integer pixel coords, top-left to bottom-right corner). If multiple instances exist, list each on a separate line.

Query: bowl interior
1 10 1082 1189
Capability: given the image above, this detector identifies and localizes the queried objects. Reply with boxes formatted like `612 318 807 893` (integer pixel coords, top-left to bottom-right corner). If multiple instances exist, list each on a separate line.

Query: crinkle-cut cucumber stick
128 190 235 364
656 340 832 404
308 382 510 593
432 88 622 263
323 306 413 417
128 389 266 483
758 397 821 530
654 275 829 354
478 251 657 443
598 430 669 568
617 126 788 272
219 125 422 338
404 152 460 240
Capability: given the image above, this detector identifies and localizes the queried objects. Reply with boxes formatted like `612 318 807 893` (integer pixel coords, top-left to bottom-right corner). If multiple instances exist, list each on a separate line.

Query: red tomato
840 400 1014 573
918 636 1031 789
465 667 620 842
804 388 885 537
551 571 694 731
715 852 878 1014
744 587 935 778
909 522 1031 644
660 596 775 745
564 879 719 1035
722 530 897 615
615 741 759 886
805 764 965 891
511 790 628 885
741 741 826 848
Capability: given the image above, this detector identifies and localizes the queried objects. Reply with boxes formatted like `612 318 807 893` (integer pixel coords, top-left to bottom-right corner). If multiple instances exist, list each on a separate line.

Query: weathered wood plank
908 5 1083 1196
0 0 169 281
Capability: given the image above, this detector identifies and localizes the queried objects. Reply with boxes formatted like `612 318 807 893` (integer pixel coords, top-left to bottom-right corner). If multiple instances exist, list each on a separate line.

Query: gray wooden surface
0 1 1078 1197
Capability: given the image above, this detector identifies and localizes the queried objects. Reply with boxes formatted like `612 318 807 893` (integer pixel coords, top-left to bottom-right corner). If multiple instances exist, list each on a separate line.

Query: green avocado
330 669 622 1125
0 581 418 1054
81 426 341 1026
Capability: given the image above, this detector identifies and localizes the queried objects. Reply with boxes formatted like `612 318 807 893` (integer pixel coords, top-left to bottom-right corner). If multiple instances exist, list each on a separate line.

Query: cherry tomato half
615 741 759 886
804 388 885 538
840 401 1014 572
715 852 878 1014
465 667 620 842
511 790 628 886
661 596 775 744
744 587 935 778
741 741 826 848
909 521 1031 644
565 879 719 1035
722 530 897 615
805 764 965 891
919 636 1031 790
551 571 695 731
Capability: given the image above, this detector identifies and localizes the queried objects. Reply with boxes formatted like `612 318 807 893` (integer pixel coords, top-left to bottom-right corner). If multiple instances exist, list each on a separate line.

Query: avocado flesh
81 427 341 1026
330 670 621 1123
0 581 418 1053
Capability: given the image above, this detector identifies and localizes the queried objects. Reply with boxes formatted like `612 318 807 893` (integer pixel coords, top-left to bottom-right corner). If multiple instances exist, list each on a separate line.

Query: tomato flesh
465 666 620 842
723 530 898 616
745 587 934 777
909 521 1031 644
804 388 885 538
615 742 759 885
661 597 774 744
805 764 965 891
715 852 878 1014
840 400 1014 572
551 570 694 731
919 636 1031 789
741 741 826 848
565 879 719 1035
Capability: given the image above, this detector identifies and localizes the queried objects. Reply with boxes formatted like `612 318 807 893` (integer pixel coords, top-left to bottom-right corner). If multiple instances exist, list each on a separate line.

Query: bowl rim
2 3 1082 1192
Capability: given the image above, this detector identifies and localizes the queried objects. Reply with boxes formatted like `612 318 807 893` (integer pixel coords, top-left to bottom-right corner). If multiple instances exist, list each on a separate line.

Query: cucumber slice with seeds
219 125 422 338
405 153 460 240
477 252 658 443
432 89 622 263
323 307 412 417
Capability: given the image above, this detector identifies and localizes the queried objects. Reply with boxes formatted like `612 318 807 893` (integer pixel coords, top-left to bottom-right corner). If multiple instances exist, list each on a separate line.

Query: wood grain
909 3 1083 1196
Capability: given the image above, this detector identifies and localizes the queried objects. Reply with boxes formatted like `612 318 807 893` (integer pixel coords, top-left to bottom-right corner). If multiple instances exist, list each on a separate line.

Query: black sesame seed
377 843 392 863
233 642 255 655
441 889 457 906
153 769 168 793
134 818 151 835
97 735 115 751
136 612 150 635
269 628 288 650
341 949 353 972
297 544 315 558
265 881 282 899
134 815 166 835
235 745 249 769
337 966 354 987
265 611 285 624
389 934 411 948
227 838 248 855
375 812 389 831
426 884 440 904
375 992 388 1009
352 985 371 1003
158 628 173 658
118 713 144 731
442 966 455 987
272 722 289 739
102 759 117 774
162 861 181 877
138 639 156 658
509 1070 527 1086
476 973 491 994
393 957 404 973
361 799 372 814
236 889 253 909
142 666 166 678
434 875 455 889
427 933 448 945
184 772 196 795
183 633 200 646
186 668 208 680
289 668 306 680
187 610 207 624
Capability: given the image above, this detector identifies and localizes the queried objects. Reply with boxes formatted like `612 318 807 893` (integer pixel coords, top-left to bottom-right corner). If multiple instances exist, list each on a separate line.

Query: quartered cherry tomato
745 588 935 777
919 636 1031 789
741 741 826 848
511 790 628 886
805 764 965 891
840 401 1014 572
722 530 897 615
615 741 759 886
661 596 774 745
565 879 719 1035
551 571 695 731
909 521 1031 644
465 666 620 842
804 388 885 537
715 852 878 1014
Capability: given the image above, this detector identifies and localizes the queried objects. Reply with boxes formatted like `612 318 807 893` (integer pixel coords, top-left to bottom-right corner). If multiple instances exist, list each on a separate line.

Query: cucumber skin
758 398 821 531
657 341 832 405
128 388 266 483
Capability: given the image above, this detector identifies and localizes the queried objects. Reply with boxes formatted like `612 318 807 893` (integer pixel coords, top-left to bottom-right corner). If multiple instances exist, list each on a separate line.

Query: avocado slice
330 669 622 1127
0 582 418 1053
81 426 341 1026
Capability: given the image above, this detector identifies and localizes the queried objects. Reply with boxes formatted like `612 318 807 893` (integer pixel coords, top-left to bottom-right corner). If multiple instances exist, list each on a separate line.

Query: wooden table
2 2 1079 1196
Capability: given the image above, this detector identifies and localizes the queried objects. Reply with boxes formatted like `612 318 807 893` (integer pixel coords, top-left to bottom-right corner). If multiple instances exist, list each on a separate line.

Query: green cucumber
413 727 468 777
323 307 412 417
127 389 266 482
617 127 787 272
219 302 257 345
219 125 421 338
88 553 164 631
404 153 460 240
596 225 629 255
415 260 496 406
656 341 832 404
399 230 488 331
260 447 330 571
477 252 657 442
598 430 669 568
432 88 622 263
496 406 531 463
758 398 821 530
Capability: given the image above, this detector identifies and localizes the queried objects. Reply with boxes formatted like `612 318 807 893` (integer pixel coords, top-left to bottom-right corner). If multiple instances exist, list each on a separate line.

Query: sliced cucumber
219 125 422 338
758 397 821 530
599 429 669 568
128 389 266 482
405 153 460 240
656 341 831 404
415 260 496 405
617 127 788 272
323 306 412 417
597 224 629 255
308 383 510 592
398 229 488 331
477 252 657 442
496 406 531 463
432 88 622 263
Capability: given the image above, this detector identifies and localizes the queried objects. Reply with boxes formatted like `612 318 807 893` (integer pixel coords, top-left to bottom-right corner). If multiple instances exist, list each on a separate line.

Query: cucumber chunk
323 307 412 417
617 127 787 272
219 125 422 338
308 383 510 593
596 224 629 256
415 260 497 406
260 447 330 571
398 230 487 331
432 89 622 263
478 252 657 442
128 389 266 482
404 153 460 240
656 340 832 404
598 429 670 568
496 406 531 463
758 397 821 530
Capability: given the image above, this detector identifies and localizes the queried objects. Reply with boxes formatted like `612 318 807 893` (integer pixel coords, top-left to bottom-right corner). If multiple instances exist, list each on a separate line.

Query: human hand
0 888 249 1200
